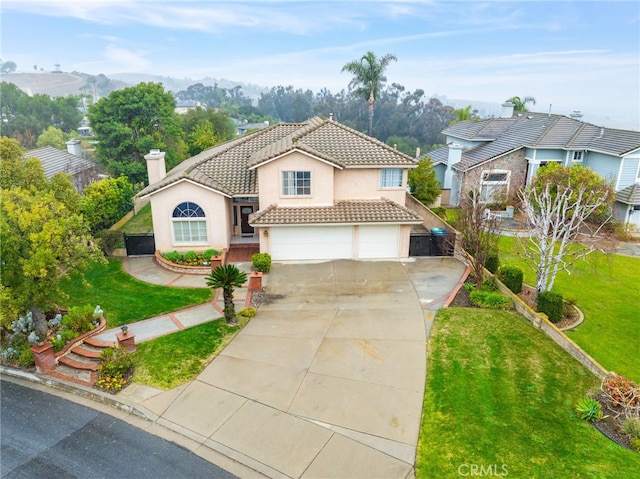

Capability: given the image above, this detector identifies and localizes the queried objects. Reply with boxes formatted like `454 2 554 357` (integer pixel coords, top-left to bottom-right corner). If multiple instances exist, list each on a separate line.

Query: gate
124 233 155 256
409 233 453 257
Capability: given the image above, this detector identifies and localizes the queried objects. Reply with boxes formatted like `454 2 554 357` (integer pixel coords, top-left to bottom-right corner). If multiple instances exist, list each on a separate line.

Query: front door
240 205 255 235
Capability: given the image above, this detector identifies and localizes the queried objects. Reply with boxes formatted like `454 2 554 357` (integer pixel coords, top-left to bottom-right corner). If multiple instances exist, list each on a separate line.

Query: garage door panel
358 226 399 259
270 226 353 261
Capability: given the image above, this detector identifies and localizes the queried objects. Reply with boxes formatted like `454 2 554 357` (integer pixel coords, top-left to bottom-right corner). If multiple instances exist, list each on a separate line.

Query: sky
2 0 639 129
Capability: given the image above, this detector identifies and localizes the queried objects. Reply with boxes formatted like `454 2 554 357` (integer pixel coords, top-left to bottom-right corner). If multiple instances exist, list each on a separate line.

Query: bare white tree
518 164 613 298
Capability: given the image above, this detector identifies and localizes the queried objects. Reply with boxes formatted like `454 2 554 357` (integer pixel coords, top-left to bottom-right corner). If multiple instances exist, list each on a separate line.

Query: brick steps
50 337 112 386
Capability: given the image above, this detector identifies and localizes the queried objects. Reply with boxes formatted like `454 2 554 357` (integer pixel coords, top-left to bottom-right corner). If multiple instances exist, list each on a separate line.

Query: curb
0 365 158 422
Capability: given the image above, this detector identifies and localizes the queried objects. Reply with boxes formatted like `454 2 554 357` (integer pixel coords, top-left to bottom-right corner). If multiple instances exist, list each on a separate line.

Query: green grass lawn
119 203 153 234
133 317 247 389
498 236 640 382
417 308 640 478
60 258 212 328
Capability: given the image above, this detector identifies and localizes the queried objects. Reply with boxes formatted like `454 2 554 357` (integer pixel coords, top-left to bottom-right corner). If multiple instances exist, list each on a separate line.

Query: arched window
172 202 207 243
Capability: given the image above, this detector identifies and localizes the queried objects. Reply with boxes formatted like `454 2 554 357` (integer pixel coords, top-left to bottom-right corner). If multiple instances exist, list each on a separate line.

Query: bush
97 347 134 393
623 418 640 439
497 265 523 294
431 206 447 220
18 346 34 367
537 291 564 323
162 251 181 263
62 305 95 333
576 397 603 422
469 290 512 310
631 438 640 452
252 253 272 273
601 374 640 415
183 250 198 261
202 249 220 260
237 307 257 320
485 250 500 274
95 229 123 255
482 277 498 292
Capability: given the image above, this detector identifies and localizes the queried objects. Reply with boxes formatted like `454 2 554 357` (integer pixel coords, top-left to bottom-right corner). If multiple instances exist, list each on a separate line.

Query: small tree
519 163 614 298
456 188 501 288
408 157 441 206
205 265 247 325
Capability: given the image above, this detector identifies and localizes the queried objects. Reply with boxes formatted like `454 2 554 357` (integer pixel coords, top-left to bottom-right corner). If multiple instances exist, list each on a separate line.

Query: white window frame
480 169 510 203
572 151 583 163
380 168 403 188
281 170 311 196
172 202 208 244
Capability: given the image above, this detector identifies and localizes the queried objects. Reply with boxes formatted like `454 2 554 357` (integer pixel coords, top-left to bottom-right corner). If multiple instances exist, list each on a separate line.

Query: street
1 379 237 479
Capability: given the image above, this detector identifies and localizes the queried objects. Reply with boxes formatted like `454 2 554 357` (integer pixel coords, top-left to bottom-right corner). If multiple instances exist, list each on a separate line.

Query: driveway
138 258 466 479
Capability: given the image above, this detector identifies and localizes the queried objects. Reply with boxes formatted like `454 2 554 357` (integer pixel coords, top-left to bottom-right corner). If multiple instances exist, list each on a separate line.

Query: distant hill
2 72 128 98
3 71 267 100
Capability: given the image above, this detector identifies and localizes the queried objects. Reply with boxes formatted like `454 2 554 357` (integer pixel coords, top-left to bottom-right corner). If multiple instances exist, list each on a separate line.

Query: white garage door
270 226 353 261
357 225 400 259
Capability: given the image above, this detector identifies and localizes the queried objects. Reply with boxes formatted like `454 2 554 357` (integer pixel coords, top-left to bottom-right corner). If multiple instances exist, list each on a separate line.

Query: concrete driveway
139 258 466 479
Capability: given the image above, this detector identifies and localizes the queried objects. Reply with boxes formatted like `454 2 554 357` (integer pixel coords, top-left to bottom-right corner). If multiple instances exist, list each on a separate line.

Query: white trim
248 148 343 171
138 178 232 199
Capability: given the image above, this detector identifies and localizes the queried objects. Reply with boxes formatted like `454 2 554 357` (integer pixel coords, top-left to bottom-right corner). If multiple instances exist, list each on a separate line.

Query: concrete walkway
108 257 466 479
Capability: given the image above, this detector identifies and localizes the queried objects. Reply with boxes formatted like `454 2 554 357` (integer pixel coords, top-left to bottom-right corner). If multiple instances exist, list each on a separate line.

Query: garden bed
155 249 226 274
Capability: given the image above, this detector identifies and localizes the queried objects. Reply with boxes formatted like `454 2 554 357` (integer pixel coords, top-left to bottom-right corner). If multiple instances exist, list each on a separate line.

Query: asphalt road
1 380 237 479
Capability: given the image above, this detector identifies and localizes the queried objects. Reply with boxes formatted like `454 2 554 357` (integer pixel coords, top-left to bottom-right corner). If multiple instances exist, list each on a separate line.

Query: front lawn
498 236 640 381
417 308 640 478
133 317 248 389
60 258 212 328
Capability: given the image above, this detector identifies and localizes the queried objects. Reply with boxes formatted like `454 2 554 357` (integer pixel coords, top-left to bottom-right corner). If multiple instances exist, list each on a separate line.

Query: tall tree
205 265 247 325
341 51 397 135
408 157 441 206
518 163 614 297
88 82 185 184
506 95 536 112
450 105 480 125
0 138 103 336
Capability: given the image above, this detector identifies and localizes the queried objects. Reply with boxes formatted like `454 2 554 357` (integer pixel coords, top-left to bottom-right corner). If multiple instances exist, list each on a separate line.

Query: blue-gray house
428 103 640 228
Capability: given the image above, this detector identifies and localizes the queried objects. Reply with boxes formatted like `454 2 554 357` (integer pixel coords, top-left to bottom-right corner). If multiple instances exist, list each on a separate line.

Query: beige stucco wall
256 151 335 208
149 180 231 253
334 168 407 204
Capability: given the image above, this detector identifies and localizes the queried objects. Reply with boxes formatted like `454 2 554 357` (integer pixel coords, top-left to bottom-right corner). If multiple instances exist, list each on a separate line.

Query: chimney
500 102 515 118
443 142 463 189
415 147 421 159
144 149 166 185
65 139 82 157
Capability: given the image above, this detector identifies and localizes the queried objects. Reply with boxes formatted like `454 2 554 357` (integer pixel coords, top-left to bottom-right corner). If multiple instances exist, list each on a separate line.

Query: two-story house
429 103 640 228
137 115 424 261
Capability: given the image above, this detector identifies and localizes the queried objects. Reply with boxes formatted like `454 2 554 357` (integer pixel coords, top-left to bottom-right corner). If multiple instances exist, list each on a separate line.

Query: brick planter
155 249 227 274
116 332 136 352
248 271 263 292
31 342 56 372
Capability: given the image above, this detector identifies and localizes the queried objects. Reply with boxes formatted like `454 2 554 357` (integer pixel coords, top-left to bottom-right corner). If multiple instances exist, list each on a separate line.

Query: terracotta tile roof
138 116 417 198
616 183 640 204
249 199 423 226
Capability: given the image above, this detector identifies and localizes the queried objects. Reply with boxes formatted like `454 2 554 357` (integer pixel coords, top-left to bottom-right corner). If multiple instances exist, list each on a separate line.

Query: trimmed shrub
162 251 181 263
252 253 272 273
485 250 500 274
183 250 198 261
537 291 564 323
431 206 447 220
498 265 523 294
18 346 34 367
202 249 220 260
482 277 499 292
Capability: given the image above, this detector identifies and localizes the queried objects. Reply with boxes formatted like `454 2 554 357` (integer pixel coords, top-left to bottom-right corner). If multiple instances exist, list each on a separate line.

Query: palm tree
449 105 480 125
342 51 397 135
506 95 536 112
205 264 247 325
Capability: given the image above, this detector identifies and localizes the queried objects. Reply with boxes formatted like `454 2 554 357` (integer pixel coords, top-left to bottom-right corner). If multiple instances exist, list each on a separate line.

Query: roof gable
138 116 417 198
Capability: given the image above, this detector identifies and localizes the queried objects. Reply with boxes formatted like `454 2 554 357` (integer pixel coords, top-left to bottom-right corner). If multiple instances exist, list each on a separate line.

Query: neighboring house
175 100 205 114
137 115 425 261
25 140 100 192
235 120 270 136
429 102 640 227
